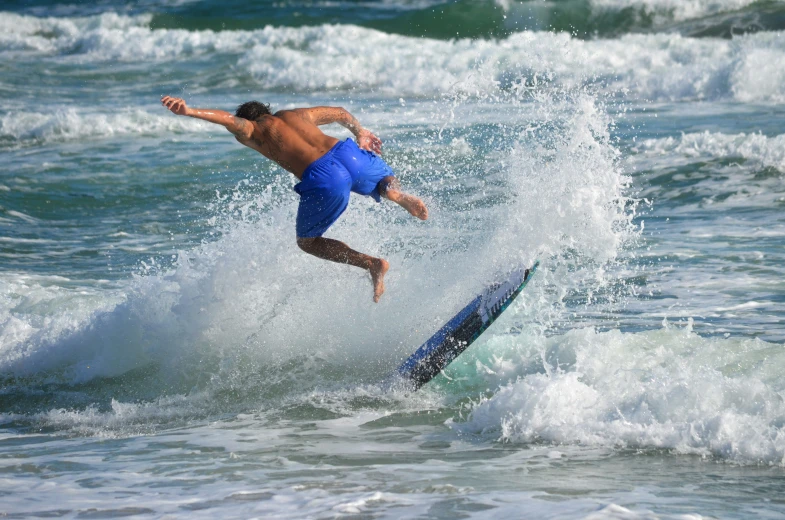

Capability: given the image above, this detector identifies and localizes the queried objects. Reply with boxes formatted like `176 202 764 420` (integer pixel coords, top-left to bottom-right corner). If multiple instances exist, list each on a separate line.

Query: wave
628 130 785 213
0 107 210 145
0 92 635 412
589 0 760 20
636 131 785 173
237 27 785 102
498 0 785 39
6 0 784 39
3 12 785 103
455 325 785 466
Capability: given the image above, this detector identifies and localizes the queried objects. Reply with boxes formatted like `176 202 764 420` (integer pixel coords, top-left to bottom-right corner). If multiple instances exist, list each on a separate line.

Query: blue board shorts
294 138 395 238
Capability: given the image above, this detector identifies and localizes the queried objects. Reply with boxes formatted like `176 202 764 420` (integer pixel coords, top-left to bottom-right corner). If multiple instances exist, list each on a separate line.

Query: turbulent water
2 0 785 518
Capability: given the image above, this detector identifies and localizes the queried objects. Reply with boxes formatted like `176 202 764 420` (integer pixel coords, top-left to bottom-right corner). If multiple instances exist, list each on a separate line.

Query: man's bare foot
369 258 390 303
388 190 428 220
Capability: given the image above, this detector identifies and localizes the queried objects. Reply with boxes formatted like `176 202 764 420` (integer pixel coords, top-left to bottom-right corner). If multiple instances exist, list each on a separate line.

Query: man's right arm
296 106 382 154
162 96 254 140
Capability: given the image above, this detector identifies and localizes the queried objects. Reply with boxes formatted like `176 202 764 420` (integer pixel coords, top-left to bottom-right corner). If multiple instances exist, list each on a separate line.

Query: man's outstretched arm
295 106 382 154
161 96 253 140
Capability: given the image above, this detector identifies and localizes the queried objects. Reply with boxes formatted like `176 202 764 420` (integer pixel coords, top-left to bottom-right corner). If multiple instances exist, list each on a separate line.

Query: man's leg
378 176 428 220
297 236 390 303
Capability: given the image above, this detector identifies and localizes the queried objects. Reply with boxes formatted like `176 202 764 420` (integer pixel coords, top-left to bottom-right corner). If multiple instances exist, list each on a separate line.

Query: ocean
2 0 785 518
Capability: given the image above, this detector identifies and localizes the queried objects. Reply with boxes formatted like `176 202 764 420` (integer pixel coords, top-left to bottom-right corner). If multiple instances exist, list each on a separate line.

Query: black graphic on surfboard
395 262 539 390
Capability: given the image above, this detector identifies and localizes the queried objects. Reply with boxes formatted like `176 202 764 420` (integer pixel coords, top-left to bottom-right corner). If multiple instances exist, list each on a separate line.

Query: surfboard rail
394 261 539 390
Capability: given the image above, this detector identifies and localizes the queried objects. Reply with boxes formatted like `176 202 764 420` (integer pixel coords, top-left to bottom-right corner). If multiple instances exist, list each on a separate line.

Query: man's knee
378 176 399 198
297 237 316 252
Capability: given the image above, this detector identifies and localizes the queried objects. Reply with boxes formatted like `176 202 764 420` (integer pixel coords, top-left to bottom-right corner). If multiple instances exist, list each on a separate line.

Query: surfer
161 96 427 302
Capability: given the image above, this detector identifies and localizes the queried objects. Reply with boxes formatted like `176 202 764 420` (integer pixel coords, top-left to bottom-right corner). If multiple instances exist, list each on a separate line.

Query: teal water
2 0 785 518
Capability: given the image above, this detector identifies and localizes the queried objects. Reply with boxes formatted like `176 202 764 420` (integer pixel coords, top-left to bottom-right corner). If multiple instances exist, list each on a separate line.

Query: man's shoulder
273 107 311 117
250 113 280 130
274 108 310 118
273 109 318 127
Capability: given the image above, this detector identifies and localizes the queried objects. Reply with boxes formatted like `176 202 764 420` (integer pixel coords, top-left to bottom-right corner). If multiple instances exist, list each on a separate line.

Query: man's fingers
366 133 382 154
161 96 183 110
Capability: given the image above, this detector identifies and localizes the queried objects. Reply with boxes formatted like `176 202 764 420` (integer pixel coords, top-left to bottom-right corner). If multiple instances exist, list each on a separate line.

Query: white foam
589 0 760 22
457 327 785 466
629 130 785 214
0 12 153 55
237 29 785 102
497 94 636 265
0 92 634 392
0 107 210 144
0 11 259 61
636 131 785 172
4 12 785 102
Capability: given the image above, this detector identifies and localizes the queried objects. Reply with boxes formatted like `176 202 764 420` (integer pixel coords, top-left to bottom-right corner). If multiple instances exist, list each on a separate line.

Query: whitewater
2 0 785 518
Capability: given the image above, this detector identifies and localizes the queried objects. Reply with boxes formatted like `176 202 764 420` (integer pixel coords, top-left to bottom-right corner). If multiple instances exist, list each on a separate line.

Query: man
161 96 428 302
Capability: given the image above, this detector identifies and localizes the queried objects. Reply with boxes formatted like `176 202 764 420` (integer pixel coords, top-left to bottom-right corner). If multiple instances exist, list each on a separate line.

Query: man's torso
238 110 339 179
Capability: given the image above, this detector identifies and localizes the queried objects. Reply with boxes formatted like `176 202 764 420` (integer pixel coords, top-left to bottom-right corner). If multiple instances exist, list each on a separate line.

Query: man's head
235 101 271 121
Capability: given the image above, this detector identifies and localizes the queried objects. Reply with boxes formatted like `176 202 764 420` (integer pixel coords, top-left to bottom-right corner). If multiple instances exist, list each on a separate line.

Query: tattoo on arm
341 112 362 135
230 117 253 139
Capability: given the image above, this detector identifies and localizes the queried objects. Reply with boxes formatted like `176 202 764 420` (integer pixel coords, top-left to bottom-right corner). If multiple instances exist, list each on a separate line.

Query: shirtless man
161 96 428 302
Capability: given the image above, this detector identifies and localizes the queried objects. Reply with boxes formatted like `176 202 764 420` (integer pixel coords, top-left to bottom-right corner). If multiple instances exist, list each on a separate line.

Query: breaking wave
3 12 785 102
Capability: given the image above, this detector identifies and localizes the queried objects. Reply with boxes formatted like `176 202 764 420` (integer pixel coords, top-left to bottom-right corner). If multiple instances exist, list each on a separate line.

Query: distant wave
636 131 785 172
236 27 785 102
6 0 783 39
494 0 785 38
3 12 785 103
589 0 761 22
0 107 210 144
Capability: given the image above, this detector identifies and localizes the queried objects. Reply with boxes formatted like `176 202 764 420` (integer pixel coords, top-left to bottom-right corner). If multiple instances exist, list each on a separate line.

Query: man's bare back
233 110 340 177
161 96 426 302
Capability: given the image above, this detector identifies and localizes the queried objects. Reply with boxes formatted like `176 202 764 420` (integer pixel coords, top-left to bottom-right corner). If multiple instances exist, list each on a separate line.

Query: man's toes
370 259 389 303
417 202 428 220
373 282 385 302
410 200 428 220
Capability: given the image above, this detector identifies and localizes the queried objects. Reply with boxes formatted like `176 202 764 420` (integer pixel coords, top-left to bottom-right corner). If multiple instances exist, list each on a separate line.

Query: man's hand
162 96 190 116
357 129 382 155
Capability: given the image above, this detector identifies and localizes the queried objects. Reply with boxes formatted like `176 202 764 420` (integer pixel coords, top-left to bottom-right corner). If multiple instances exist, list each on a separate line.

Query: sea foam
3 12 785 102
636 131 785 173
457 326 785 466
589 0 761 22
0 92 632 394
0 108 210 144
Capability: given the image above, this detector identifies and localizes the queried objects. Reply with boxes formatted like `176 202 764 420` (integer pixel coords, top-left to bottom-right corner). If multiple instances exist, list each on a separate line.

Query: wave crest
457 326 785 465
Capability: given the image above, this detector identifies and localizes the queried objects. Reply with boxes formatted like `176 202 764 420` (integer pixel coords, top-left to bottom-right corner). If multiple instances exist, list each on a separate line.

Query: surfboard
393 262 539 391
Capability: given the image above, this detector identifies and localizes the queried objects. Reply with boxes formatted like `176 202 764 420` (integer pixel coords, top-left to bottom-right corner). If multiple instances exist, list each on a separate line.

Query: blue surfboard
393 262 539 390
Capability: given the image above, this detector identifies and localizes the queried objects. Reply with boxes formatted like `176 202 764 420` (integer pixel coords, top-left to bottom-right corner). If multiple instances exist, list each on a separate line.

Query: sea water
2 0 785 518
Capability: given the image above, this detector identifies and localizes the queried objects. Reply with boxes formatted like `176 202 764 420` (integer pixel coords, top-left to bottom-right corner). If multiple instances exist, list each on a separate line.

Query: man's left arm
296 106 382 154
161 96 253 140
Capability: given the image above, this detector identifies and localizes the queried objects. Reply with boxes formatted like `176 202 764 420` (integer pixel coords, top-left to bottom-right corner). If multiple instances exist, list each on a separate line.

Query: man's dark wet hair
235 101 272 121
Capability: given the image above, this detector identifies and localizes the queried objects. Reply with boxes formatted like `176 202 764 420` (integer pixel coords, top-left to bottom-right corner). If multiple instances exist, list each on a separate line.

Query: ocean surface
2 0 785 518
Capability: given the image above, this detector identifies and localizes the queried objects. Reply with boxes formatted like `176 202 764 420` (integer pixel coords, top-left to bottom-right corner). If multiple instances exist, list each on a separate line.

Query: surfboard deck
392 262 539 391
